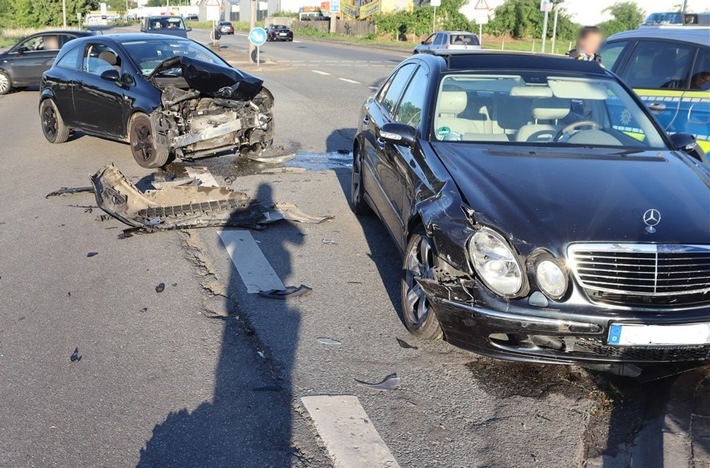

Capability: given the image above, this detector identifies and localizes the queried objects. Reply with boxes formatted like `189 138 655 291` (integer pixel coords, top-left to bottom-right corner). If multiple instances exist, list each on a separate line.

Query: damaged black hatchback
352 51 710 371
39 34 273 168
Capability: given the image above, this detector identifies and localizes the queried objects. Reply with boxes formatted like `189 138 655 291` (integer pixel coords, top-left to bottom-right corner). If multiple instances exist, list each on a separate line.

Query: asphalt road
0 28 707 467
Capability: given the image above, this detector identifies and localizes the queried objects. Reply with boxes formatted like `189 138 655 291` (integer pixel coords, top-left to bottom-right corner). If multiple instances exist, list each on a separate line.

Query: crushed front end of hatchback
149 56 274 160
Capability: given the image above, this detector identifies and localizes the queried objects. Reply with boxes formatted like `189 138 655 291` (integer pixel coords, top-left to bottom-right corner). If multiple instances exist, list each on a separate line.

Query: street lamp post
62 0 67 27
550 0 563 54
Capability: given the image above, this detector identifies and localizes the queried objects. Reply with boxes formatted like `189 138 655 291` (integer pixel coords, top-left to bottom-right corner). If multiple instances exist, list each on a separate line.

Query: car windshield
433 73 667 150
121 38 226 76
449 34 479 46
148 17 186 30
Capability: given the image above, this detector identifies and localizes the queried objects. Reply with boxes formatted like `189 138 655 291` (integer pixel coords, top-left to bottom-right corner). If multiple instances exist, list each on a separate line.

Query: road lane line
218 230 285 294
301 395 400 468
338 78 361 85
312 70 331 76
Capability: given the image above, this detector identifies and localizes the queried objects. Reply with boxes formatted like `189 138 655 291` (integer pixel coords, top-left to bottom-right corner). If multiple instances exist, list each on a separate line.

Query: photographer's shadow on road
137 183 301 468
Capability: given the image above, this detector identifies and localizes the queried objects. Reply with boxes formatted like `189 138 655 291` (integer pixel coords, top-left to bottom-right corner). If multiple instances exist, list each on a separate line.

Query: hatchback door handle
362 115 370 125
648 102 666 113
377 137 386 148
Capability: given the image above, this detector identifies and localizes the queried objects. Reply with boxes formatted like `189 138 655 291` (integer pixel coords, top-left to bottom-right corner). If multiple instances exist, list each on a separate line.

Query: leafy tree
374 0 474 40
484 0 579 40
6 0 96 27
598 1 644 37
145 0 167 6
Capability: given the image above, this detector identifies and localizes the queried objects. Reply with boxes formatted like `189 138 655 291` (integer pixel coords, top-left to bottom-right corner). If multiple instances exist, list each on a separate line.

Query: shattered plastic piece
354 373 400 391
140 307 148 313
396 337 419 350
322 239 338 245
86 252 98 258
70 347 82 362
247 145 296 164
45 186 94 198
258 285 312 300
257 351 266 359
90 165 333 231
155 283 165 293
317 337 342 346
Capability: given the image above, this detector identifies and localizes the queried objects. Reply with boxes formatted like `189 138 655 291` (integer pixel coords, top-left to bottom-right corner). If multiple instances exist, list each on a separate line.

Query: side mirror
670 132 697 152
100 69 120 82
380 122 417 147
669 132 708 164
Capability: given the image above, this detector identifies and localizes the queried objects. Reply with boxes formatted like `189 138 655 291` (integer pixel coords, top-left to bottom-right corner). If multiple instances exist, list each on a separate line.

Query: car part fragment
89 164 333 230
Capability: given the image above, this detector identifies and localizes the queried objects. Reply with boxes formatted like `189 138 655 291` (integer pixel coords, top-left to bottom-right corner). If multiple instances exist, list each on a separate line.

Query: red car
267 26 294 42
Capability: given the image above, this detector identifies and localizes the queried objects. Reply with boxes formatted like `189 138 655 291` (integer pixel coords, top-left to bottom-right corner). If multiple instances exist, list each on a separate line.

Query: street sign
473 0 489 9
431 0 441 6
249 27 267 47
206 5 220 20
473 10 489 24
540 0 552 12
330 0 340 13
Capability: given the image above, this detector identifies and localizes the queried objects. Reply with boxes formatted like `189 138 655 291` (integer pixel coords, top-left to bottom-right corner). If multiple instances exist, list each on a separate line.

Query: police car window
621 41 695 89
395 66 428 127
690 48 710 91
599 40 628 71
377 64 417 116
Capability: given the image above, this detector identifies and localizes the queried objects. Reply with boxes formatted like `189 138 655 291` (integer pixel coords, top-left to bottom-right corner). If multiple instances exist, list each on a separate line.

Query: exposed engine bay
149 56 274 160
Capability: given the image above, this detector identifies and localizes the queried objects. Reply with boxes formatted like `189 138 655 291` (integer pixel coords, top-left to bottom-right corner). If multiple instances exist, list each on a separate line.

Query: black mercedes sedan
39 34 273 168
0 30 95 95
351 51 710 373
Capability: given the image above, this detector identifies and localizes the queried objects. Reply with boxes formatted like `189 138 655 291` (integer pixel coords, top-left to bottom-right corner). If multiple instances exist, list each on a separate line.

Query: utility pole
62 0 67 27
541 8 549 53
551 0 563 54
682 0 688 14
249 0 257 63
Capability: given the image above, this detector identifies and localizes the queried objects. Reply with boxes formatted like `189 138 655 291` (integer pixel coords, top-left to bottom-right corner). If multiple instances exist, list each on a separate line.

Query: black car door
49 43 83 127
72 42 127 137
6 34 61 86
361 63 417 242
389 65 431 247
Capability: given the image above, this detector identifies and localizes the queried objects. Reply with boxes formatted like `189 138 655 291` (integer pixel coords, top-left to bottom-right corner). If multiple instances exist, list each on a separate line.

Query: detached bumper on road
419 279 710 366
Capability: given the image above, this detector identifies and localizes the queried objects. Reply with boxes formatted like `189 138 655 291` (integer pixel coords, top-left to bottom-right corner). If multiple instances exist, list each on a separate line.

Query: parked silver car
413 31 481 54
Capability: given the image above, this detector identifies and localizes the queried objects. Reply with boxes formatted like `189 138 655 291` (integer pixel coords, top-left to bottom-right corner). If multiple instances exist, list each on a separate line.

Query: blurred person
567 26 603 63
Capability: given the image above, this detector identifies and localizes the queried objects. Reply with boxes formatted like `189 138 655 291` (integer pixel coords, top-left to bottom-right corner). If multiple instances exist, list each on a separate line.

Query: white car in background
414 31 481 54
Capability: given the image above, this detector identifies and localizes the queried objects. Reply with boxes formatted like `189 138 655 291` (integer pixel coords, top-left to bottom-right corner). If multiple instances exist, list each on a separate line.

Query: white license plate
608 323 710 346
279 33 287 36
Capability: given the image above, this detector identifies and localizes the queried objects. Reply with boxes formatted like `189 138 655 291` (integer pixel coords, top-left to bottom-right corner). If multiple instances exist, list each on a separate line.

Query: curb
288 34 412 55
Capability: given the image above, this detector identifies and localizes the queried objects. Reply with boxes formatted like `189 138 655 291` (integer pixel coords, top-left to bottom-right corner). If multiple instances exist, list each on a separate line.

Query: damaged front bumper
90 164 332 230
417 277 710 367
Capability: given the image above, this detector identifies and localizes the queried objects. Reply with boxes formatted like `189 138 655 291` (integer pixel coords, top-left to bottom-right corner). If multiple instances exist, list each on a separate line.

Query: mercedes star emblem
643 209 661 233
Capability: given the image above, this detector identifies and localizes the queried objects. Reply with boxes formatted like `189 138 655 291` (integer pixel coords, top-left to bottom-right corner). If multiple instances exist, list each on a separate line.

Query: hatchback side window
395 66 428 127
422 34 435 45
82 44 122 76
15 36 44 52
377 63 417 116
690 48 710 91
621 40 695 89
55 45 81 70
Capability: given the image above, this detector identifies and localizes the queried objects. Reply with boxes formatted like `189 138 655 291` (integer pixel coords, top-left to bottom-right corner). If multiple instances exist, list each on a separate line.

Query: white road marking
218 230 285 294
338 77 361 84
312 70 331 76
301 395 400 468
185 167 220 187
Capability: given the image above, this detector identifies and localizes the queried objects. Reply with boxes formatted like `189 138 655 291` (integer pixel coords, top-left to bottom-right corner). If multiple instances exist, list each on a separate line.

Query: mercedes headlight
535 259 568 300
468 228 524 297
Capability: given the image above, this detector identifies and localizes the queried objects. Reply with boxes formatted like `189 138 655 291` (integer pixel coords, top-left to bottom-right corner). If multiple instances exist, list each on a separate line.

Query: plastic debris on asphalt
258 285 312 300
354 373 401 391
317 337 342 346
396 337 419 350
155 283 165 293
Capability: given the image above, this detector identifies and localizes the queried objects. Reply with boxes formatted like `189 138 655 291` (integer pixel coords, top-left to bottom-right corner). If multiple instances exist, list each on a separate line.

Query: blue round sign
249 27 267 47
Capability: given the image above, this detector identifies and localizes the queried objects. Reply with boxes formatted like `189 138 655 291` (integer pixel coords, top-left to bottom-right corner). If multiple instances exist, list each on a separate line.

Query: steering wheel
553 120 602 142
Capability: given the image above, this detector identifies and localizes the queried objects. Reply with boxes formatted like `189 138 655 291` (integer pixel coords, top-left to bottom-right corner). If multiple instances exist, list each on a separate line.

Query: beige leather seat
436 91 487 135
516 98 571 142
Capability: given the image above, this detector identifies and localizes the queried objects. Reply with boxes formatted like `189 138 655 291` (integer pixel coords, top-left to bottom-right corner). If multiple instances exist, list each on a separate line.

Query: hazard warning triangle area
474 0 489 9
203 0 220 6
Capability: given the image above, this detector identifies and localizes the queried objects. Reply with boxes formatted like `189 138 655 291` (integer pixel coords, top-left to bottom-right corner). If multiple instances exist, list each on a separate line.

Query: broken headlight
468 228 524 297
535 258 568 300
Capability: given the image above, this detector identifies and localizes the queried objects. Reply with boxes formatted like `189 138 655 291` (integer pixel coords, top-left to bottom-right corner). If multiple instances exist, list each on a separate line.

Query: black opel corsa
351 51 710 374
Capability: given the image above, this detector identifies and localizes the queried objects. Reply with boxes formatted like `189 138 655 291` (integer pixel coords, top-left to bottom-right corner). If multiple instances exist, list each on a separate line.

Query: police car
601 27 709 153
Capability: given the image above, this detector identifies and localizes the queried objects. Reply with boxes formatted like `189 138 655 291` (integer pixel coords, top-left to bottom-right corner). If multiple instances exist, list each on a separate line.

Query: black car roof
413 51 610 77
68 33 192 44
